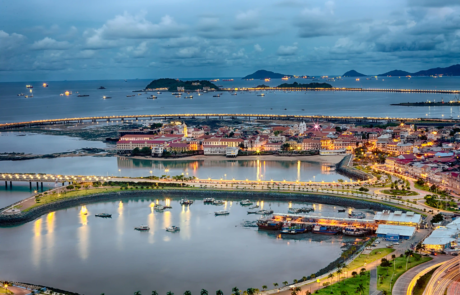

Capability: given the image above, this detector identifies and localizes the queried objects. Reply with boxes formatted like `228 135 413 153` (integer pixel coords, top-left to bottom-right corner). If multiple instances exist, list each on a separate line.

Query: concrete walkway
369 269 378 294
392 255 451 295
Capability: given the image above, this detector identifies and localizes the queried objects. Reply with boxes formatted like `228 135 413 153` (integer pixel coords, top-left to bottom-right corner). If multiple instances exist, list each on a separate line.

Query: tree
355 284 365 295
201 290 208 295
216 290 223 295
134 292 142 295
351 271 358 278
431 213 444 224
360 268 366 276
380 258 392 267
301 276 308 282
152 291 159 295
282 281 288 286
246 288 254 295
262 286 267 291
281 143 291 151
273 283 279 288
336 269 343 281
290 287 301 295
328 273 334 284
293 279 298 284
167 292 174 295
232 287 240 295
184 291 192 295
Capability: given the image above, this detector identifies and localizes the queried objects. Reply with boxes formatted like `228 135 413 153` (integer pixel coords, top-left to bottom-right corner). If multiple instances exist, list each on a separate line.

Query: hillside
145 78 219 91
242 70 291 79
377 70 411 77
277 82 332 88
343 70 366 77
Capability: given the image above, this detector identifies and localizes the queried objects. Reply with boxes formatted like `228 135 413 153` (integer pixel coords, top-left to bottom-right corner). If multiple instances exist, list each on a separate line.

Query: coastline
0 189 399 226
124 154 346 164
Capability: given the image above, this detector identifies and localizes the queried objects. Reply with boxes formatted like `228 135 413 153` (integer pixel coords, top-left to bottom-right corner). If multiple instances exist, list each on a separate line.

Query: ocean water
0 77 459 123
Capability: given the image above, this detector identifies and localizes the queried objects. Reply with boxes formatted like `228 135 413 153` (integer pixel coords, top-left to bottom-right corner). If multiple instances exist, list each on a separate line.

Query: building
376 224 416 241
226 147 239 157
203 145 227 155
374 211 422 228
302 139 321 151
166 143 190 153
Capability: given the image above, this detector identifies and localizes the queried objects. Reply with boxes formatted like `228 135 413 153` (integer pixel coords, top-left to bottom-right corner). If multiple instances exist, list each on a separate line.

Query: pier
272 213 378 230
221 87 460 94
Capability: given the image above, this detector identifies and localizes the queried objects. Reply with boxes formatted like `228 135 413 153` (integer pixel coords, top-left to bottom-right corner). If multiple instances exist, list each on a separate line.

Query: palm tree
262 285 267 291
336 269 343 282
167 292 174 295
232 287 239 295
216 290 223 295
184 291 192 295
282 281 288 286
328 273 334 284
301 276 308 282
293 279 298 284
246 288 254 295
134 292 142 295
273 283 279 288
201 290 208 295
355 284 365 295
152 292 158 295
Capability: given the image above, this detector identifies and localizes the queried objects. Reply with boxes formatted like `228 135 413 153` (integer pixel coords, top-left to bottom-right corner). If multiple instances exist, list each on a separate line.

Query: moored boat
203 198 215 204
312 225 339 235
342 227 369 237
215 210 230 216
240 199 253 206
213 200 225 205
180 199 194 205
166 226 180 232
95 213 112 218
257 209 274 215
348 211 366 219
338 209 346 213
135 225 150 231
257 219 283 230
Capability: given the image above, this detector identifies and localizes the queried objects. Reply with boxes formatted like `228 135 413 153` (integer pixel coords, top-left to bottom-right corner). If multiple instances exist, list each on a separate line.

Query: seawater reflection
0 198 365 295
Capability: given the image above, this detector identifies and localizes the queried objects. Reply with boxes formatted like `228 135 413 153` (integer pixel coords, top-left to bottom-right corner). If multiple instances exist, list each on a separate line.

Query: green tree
184 291 192 295
355 284 365 295
273 283 279 288
134 292 142 295
167 292 174 295
232 287 239 295
328 273 334 284
301 276 308 282
282 281 288 286
201 290 208 295
246 288 254 295
262 286 267 291
216 290 223 295
351 271 358 277
152 291 159 295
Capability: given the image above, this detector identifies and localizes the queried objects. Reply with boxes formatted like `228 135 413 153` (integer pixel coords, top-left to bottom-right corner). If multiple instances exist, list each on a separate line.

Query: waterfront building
374 211 422 228
226 147 239 157
302 138 321 151
423 218 460 252
376 224 416 241
203 145 227 155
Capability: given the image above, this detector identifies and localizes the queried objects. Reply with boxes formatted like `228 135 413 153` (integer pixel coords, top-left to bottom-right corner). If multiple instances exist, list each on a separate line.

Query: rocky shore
0 148 114 161
0 189 398 226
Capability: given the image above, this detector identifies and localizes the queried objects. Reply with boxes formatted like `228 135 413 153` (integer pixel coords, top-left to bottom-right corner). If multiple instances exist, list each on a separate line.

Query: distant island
242 70 292 80
378 64 460 77
256 84 270 88
343 70 366 77
276 82 332 88
145 78 219 91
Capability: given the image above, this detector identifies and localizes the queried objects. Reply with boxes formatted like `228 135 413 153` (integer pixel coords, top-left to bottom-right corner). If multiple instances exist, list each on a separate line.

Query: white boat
213 200 225 205
203 198 215 203
166 226 180 232
155 205 165 211
135 225 150 231
257 93 265 97
180 199 194 205
240 199 253 206
349 211 366 219
257 209 274 215
249 205 259 209
215 210 230 216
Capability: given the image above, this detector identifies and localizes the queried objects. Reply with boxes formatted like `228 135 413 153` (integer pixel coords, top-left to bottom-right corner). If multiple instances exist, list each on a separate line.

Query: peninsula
242 69 292 80
276 81 332 88
391 100 460 107
145 78 219 91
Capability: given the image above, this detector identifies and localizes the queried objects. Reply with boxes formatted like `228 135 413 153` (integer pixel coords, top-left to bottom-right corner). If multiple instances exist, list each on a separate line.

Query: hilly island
242 70 292 79
145 78 219 91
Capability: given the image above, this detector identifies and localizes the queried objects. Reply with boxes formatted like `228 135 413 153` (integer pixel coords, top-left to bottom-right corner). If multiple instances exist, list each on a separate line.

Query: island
378 70 411 77
391 100 460 107
378 64 460 77
343 70 366 77
242 70 292 80
145 78 219 91
276 82 332 88
256 84 270 88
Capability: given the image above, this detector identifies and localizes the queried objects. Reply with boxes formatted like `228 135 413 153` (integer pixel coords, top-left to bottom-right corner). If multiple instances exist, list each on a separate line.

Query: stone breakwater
336 155 371 180
0 189 398 226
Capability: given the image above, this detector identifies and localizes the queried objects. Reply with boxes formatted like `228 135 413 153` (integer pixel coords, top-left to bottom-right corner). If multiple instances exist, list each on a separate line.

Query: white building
226 147 239 157
203 145 227 155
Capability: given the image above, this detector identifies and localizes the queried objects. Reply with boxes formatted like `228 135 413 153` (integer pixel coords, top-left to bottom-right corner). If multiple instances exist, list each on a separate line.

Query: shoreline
0 188 400 226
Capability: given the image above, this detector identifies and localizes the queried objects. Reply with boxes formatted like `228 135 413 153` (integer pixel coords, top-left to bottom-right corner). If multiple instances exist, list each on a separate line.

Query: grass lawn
312 272 370 295
412 267 438 295
377 255 432 294
0 287 12 294
381 190 418 196
345 248 395 272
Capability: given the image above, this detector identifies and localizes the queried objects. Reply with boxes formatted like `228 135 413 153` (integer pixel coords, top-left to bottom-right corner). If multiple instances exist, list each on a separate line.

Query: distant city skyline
1 0 459 81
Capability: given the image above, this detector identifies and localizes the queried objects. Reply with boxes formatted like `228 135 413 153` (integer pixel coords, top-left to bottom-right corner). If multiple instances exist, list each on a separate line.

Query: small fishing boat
213 94 221 97
155 205 165 211
213 200 225 205
240 199 253 206
348 211 366 219
148 95 157 99
257 219 283 230
203 198 215 203
95 213 112 218
249 205 259 209
166 226 180 232
257 209 273 215
180 199 194 205
215 210 230 216
103 96 112 99
135 225 150 231
342 227 369 237
247 210 258 214
312 225 339 235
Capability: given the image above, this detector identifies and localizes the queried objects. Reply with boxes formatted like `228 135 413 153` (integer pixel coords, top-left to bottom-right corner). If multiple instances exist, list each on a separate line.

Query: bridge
0 173 110 190
1 113 459 130
221 87 460 94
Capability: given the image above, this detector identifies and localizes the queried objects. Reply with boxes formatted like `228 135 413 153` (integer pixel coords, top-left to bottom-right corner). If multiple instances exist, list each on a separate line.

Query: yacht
257 209 273 215
240 199 253 206
213 200 225 205
135 225 150 231
166 226 180 232
180 199 194 205
249 205 259 209
215 210 230 216
155 205 165 211
203 198 215 204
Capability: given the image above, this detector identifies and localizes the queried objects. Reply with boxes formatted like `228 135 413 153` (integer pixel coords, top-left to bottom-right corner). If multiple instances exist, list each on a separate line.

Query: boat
213 94 220 97
166 226 180 232
203 198 215 204
215 210 230 216
184 96 193 99
95 213 112 218
17 93 24 96
180 199 194 205
348 211 366 219
77 94 89 97
222 79 234 81
26 85 33 88
155 205 165 211
257 209 274 215
312 225 339 235
135 225 150 231
172 92 181 95
257 93 265 97
249 205 259 209
212 200 225 205
232 93 237 95
43 83 48 87
240 199 253 206
157 92 162 94
247 210 258 214
126 95 135 97
103 96 112 99
281 223 309 234
288 206 314 214
338 209 346 213
98 86 106 89
257 219 283 230
137 93 142 96
147 95 157 99
342 227 369 237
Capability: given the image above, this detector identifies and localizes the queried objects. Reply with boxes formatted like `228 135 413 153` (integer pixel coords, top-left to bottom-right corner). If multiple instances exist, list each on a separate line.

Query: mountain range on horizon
342 64 460 77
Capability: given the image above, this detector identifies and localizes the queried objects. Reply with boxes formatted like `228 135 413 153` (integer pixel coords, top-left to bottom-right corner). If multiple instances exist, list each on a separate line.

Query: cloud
133 42 149 58
0 30 26 50
274 0 304 7
98 12 186 40
233 10 259 30
31 37 71 50
277 44 298 56
175 47 201 58
254 44 263 52
406 0 460 7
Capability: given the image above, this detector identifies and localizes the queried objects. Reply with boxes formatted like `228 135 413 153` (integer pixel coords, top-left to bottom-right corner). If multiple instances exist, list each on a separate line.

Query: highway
423 256 460 295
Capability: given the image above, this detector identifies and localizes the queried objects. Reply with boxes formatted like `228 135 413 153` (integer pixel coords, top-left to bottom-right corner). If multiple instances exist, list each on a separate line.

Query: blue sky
1 0 460 81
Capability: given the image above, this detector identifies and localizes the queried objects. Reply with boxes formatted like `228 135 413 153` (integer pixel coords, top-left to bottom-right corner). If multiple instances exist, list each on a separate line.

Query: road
423 256 460 295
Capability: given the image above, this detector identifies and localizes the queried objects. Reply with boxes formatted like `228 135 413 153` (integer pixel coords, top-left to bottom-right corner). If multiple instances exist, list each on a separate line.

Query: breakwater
336 155 371 180
0 189 398 226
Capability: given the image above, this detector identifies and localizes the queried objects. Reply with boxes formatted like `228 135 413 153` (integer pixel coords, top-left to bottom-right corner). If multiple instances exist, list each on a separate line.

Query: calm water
0 197 362 294
0 157 349 182
1 77 460 123
0 132 108 154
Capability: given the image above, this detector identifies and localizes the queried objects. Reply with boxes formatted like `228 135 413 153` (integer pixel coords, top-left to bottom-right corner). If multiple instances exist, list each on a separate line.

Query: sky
1 0 460 81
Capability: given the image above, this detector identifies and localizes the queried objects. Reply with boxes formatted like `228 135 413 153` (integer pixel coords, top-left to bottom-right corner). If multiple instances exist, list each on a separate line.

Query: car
394 242 400 245
452 253 459 256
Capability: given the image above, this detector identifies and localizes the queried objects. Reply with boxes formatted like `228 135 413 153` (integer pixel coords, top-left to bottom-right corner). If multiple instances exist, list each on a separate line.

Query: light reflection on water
1 198 370 295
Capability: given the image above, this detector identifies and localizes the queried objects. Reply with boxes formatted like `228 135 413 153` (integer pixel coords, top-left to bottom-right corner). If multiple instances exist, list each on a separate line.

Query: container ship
312 225 340 235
